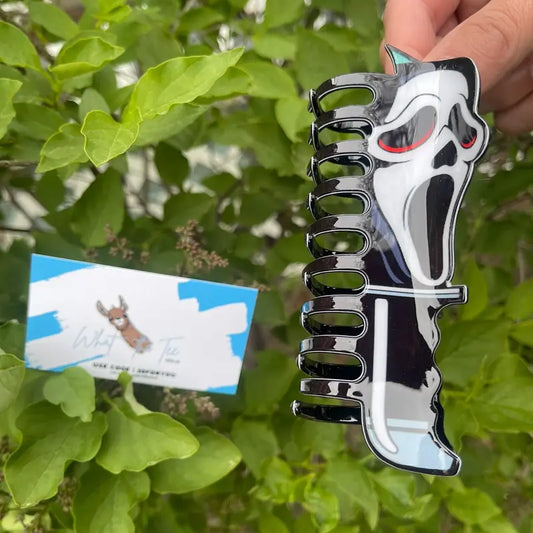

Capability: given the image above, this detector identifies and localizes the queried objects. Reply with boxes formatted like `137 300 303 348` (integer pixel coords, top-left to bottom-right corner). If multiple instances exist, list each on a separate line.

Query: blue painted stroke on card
207 384 238 395
30 253 94 283
47 354 104 372
178 280 258 359
26 311 63 342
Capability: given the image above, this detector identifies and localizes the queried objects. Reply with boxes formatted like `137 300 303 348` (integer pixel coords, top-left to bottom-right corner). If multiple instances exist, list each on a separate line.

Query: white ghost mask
368 69 487 287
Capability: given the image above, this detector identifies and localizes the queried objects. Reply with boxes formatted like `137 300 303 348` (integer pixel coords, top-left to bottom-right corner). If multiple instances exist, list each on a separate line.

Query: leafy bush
0 0 532 532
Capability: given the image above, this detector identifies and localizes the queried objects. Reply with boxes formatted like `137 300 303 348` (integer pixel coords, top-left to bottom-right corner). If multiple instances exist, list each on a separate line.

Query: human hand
381 0 533 135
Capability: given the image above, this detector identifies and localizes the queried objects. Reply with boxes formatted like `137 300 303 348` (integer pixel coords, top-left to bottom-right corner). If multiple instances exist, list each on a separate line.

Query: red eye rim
460 135 477 149
378 121 435 153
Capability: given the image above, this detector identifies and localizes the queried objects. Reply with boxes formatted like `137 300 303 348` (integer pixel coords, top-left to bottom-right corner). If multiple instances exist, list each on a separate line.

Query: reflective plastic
292 46 489 476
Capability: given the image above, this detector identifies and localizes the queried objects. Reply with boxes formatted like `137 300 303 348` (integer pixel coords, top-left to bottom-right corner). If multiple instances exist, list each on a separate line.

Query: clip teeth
291 401 362 424
293 57 483 476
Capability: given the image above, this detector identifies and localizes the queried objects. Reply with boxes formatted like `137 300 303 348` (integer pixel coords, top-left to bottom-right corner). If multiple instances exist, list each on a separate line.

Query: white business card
25 254 258 394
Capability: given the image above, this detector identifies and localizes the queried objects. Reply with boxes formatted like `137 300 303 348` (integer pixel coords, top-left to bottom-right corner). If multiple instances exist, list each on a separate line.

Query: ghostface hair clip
292 46 489 476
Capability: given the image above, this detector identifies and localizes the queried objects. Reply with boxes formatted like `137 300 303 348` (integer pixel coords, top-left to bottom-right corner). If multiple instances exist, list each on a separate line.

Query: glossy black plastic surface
292 46 489 476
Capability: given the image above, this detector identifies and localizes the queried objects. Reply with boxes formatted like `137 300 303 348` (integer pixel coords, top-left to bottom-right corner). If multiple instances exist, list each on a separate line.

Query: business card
25 254 258 394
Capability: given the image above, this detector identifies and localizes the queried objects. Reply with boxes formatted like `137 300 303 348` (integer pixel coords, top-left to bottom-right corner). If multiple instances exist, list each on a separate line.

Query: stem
100 392 116 409
3 187 38 228
0 160 35 168
214 179 242 225
0 226 32 233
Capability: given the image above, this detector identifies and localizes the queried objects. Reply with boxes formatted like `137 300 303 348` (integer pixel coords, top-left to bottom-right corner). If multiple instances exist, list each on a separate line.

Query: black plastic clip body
292 46 489 476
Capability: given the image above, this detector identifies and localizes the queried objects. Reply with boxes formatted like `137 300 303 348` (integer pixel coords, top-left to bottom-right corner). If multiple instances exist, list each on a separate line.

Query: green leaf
509 320 533 347
275 96 311 142
447 487 501 525
295 29 350 89
78 87 111 121
154 143 189 187
372 468 416 515
211 118 292 174
319 456 378 528
73 465 150 533
4 403 106 507
28 1 79 40
303 484 339 533
11 103 64 141
70 170 125 247
505 278 533 320
255 457 296 503
142 498 183 533
117 372 150 416
0 353 24 412
81 110 139 166
92 66 117 101
125 48 243 121
200 66 251 101
479 514 518 533
177 7 224 33
164 193 215 228
460 260 488 320
291 418 346 461
244 350 297 415
442 395 479 446
203 172 238 195
0 322 25 356
263 0 305 28
35 172 65 211
43 367 95 422
313 26 360 53
134 104 207 146
37 123 88 173
0 22 42 71
51 34 125 80
135 28 183 70
253 33 296 61
230 418 279 478
253 291 286 326
149 427 241 494
97 0 131 22
0 78 22 139
240 61 296 99
258 512 290 533
438 320 510 387
486 352 530 382
33 231 85 261
239 192 280 226
480 164 533 208
96 406 199 473
471 376 533 432
346 1 381 38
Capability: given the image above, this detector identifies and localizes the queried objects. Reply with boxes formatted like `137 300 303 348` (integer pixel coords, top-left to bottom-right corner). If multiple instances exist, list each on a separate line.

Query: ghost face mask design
367 62 487 287
293 47 489 476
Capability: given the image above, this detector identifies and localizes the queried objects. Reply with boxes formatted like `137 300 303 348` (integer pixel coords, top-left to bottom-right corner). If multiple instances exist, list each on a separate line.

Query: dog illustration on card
96 295 151 353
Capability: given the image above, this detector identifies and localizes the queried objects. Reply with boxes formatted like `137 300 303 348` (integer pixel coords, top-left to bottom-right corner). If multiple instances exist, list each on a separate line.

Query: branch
0 160 36 169
214 179 242 225
0 226 32 233
4 187 38 229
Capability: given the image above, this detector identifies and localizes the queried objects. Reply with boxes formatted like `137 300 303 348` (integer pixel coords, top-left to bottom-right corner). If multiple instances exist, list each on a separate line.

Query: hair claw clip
292 46 489 476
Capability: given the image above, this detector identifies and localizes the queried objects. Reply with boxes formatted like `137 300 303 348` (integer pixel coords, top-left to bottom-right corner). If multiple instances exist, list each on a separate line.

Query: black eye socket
378 106 436 153
448 104 477 148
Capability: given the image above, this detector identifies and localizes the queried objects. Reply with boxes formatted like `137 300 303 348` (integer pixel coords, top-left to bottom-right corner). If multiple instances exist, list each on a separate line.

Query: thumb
424 0 533 93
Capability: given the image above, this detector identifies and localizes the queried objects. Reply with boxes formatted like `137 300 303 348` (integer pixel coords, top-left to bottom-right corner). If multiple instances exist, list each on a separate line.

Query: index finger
382 0 459 72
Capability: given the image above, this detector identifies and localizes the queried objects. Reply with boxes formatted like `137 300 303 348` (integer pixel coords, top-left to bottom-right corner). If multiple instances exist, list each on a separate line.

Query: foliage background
0 0 532 531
